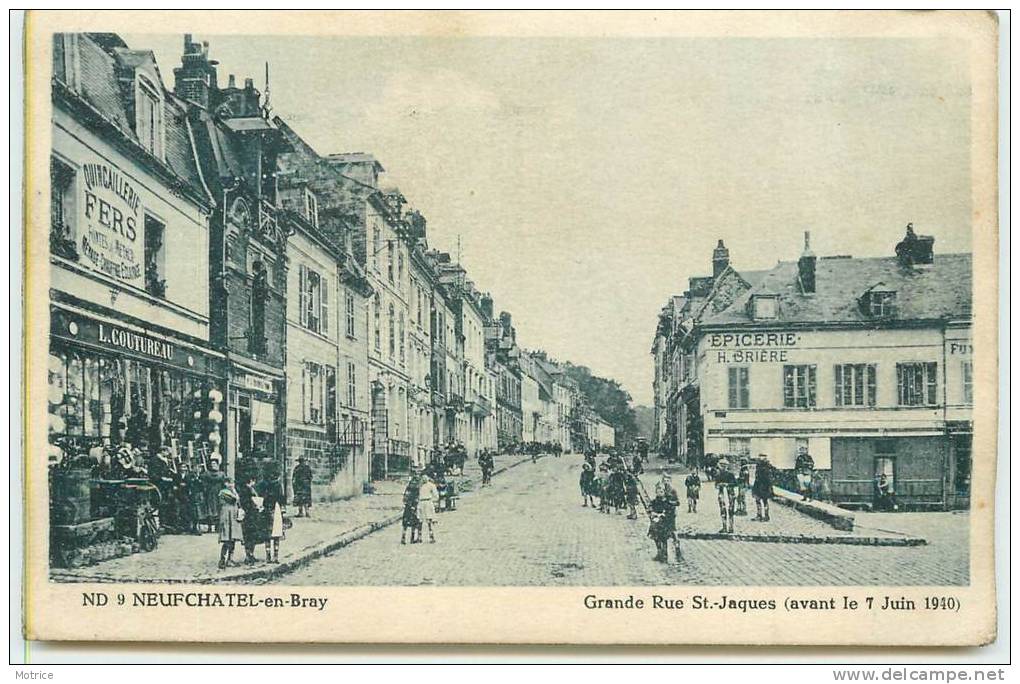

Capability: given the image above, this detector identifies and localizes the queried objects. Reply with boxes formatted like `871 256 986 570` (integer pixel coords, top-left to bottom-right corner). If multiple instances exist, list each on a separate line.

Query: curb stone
675 530 926 546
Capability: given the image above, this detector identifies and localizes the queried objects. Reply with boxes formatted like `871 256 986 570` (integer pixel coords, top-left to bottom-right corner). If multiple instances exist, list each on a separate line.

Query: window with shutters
727 367 749 409
834 363 877 407
783 365 817 408
962 361 973 404
728 437 751 456
345 292 357 339
298 265 328 336
897 362 938 406
304 189 319 227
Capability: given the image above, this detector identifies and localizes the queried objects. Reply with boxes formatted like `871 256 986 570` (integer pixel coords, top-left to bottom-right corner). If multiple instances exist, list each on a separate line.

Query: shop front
227 364 286 490
48 305 226 465
47 304 226 567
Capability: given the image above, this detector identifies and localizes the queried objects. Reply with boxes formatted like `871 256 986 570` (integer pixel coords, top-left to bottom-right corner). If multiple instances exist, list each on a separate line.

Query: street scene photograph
43 27 975 590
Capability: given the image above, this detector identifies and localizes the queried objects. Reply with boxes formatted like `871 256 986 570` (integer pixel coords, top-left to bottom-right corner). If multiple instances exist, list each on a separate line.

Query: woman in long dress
217 478 241 569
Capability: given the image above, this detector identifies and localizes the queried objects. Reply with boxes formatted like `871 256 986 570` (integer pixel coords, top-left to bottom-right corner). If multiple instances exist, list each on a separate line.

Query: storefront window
47 345 220 464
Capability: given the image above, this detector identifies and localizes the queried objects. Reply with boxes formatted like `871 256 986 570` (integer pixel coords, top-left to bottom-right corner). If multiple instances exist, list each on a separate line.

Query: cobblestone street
278 455 970 587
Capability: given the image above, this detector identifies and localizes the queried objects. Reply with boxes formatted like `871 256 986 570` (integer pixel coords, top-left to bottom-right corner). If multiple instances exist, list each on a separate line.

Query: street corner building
47 34 229 562
652 227 973 511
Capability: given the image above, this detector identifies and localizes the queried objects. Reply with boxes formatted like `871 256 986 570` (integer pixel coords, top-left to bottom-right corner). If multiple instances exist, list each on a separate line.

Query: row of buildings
651 228 973 510
46 32 615 501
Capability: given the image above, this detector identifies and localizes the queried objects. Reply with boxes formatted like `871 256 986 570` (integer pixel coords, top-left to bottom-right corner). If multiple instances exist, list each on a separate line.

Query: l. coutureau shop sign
79 159 146 288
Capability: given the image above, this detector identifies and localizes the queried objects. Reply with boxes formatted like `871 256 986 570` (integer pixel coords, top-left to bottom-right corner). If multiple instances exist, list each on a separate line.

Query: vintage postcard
21 10 999 645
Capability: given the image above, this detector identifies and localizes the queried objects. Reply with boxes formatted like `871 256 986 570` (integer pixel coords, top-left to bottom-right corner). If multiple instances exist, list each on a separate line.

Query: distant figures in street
400 473 421 545
292 456 313 518
684 471 701 513
735 458 751 516
752 455 774 522
479 451 495 486
580 453 597 507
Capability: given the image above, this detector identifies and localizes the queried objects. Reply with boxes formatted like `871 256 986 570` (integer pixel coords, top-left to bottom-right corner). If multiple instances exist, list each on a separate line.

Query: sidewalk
644 466 925 546
51 451 538 584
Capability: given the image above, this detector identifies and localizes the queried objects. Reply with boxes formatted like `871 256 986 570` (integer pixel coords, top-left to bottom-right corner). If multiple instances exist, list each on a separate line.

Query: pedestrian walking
684 471 701 513
417 475 438 543
216 478 240 569
291 456 313 518
182 463 204 535
257 468 286 564
608 465 627 515
715 459 737 534
631 452 644 476
795 446 815 501
752 455 774 521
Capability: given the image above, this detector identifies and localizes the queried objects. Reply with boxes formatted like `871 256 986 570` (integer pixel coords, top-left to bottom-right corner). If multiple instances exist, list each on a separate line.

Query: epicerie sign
709 331 800 363
79 161 145 287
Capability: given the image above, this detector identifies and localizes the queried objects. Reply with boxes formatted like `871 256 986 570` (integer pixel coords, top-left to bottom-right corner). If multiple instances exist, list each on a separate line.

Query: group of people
214 459 291 568
399 471 441 544
710 456 776 534
579 451 642 520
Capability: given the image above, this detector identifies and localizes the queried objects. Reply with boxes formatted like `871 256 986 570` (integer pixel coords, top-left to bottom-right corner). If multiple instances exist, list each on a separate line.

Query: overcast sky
129 34 972 405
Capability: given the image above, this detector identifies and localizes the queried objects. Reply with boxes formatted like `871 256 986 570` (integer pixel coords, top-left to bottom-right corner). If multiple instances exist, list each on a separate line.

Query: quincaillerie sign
79 160 145 287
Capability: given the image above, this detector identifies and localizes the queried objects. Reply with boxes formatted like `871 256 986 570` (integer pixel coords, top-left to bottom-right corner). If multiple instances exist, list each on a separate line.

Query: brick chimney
173 34 218 108
798 231 816 294
712 239 730 279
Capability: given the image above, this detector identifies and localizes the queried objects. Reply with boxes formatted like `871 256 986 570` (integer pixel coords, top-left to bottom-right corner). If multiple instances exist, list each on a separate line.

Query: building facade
654 228 973 510
48 33 224 472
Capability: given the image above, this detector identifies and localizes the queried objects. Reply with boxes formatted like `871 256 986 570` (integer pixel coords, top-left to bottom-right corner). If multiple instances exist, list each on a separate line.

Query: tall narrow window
399 312 406 366
834 363 877 407
373 297 381 351
298 266 323 334
388 303 396 359
144 214 166 297
962 361 973 404
345 292 356 338
303 362 324 425
50 156 77 260
136 77 162 158
727 366 750 409
783 365 817 408
387 242 395 283
305 189 318 227
896 362 938 406
347 361 357 408
325 365 337 434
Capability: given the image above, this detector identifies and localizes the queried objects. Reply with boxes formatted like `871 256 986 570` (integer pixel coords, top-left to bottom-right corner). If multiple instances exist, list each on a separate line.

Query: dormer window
751 294 779 321
867 290 897 317
135 75 163 158
305 189 319 227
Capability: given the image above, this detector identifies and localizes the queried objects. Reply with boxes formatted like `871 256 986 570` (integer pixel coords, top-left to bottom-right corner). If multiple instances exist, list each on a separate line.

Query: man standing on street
752 455 774 522
715 459 737 534
479 451 494 486
292 456 313 518
648 484 678 562
684 471 701 513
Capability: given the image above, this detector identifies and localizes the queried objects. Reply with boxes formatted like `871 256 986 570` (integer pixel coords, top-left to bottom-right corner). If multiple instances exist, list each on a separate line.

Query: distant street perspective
46 32 973 589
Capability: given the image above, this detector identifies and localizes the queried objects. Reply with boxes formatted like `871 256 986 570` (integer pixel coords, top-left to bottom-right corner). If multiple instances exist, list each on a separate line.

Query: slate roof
55 34 209 206
700 253 972 327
